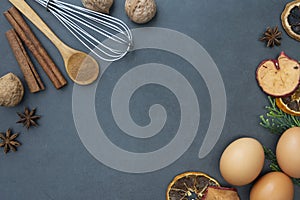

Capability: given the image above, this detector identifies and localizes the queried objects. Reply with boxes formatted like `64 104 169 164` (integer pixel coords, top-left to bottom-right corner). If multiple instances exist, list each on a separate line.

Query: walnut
82 0 114 14
125 0 157 24
0 73 24 107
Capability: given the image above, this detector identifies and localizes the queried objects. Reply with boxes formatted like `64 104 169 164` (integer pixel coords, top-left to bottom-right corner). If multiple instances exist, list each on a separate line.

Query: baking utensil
35 0 132 62
10 0 99 85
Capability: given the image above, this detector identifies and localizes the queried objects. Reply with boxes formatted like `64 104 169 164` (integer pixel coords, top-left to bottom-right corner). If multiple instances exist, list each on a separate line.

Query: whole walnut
0 73 24 107
82 0 114 14
125 0 157 24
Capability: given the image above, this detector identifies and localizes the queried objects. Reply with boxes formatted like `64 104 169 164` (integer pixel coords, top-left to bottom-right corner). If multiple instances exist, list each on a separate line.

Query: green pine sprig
260 97 300 186
263 146 277 165
263 146 300 186
259 96 300 135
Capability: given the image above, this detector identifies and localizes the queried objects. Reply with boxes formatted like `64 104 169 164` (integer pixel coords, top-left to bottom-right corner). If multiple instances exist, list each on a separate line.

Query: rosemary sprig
263 146 300 187
260 96 300 135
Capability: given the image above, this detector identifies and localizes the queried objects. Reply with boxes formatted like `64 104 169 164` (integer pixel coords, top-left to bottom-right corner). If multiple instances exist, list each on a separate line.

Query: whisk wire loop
61 7 129 45
34 0 132 61
56 11 124 59
45 0 51 11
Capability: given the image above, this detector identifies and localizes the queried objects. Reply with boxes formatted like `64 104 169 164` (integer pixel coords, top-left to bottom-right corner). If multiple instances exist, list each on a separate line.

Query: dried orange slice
256 52 300 97
276 86 300 116
281 1 300 41
166 172 220 200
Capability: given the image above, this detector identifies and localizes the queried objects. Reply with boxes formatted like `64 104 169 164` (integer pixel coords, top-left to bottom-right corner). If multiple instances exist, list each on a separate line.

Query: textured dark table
0 0 299 199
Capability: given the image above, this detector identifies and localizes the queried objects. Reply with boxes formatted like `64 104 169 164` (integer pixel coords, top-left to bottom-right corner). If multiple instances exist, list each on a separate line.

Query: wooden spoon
9 0 99 85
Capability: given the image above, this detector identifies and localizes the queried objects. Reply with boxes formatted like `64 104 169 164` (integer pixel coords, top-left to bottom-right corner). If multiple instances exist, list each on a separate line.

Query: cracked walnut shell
125 0 157 24
82 0 114 14
0 73 24 107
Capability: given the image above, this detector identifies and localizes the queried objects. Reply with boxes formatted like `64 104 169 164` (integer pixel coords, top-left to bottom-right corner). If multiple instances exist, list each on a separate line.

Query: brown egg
276 127 300 178
219 137 264 186
250 172 294 200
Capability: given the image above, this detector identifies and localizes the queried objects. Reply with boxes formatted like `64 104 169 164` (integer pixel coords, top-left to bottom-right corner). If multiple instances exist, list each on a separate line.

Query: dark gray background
0 0 299 199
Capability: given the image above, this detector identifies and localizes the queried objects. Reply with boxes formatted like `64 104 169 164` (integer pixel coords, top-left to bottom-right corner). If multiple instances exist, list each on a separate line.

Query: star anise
17 107 40 129
260 26 282 47
0 129 21 153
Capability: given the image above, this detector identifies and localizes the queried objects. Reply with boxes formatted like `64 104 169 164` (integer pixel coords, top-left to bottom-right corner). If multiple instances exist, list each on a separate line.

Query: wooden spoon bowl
66 51 99 85
10 0 99 85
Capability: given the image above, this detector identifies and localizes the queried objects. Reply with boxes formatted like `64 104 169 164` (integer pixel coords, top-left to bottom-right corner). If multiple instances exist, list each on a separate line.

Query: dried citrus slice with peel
276 86 300 116
282 0 300 41
166 172 220 200
256 52 300 97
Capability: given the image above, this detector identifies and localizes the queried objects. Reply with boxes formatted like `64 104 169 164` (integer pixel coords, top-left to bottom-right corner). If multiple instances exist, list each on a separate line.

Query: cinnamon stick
6 29 45 93
4 7 67 89
8 7 67 88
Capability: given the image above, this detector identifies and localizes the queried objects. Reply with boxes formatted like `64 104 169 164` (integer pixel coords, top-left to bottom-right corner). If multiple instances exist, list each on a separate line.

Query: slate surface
0 0 299 199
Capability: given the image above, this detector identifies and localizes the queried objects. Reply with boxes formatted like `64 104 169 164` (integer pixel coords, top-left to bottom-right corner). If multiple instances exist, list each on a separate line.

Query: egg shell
219 137 264 186
276 127 300 178
250 172 294 200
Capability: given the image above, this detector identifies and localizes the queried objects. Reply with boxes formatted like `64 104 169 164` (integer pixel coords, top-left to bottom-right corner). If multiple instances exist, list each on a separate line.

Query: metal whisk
33 0 133 62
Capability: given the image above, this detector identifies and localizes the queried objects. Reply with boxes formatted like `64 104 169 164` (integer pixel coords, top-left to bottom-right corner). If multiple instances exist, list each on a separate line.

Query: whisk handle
9 0 69 54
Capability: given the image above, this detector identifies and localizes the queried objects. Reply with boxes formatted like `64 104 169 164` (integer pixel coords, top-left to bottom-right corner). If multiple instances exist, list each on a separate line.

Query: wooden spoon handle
9 0 68 54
